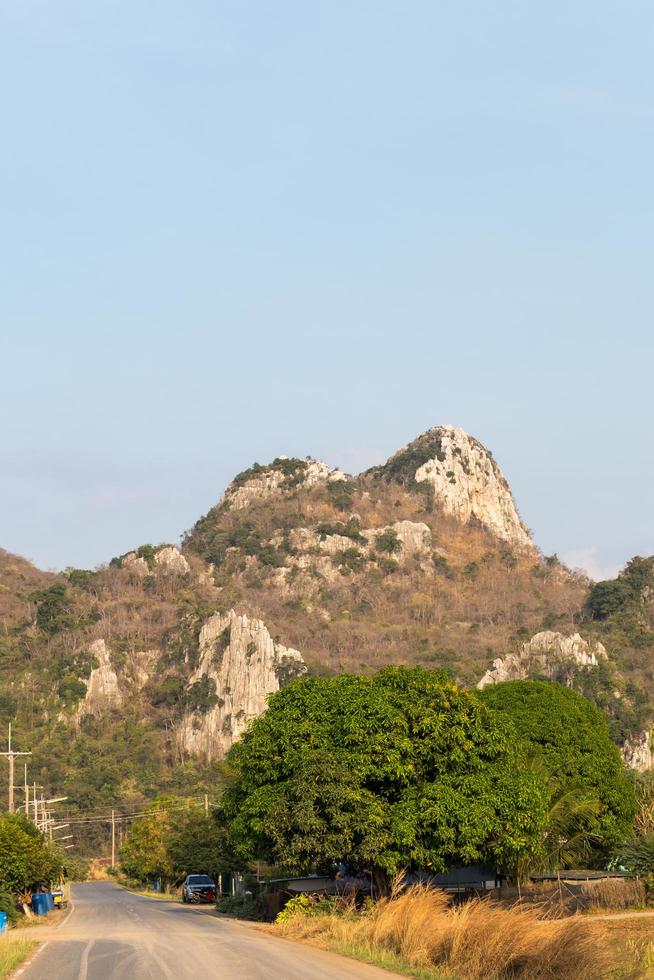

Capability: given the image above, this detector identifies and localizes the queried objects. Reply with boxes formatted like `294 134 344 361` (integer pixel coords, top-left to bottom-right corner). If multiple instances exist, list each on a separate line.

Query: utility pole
204 794 209 816
111 809 115 868
0 724 31 813
24 764 29 816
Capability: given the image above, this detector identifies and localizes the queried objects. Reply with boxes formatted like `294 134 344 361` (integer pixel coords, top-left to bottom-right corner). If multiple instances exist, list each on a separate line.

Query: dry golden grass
274 885 623 979
582 877 646 911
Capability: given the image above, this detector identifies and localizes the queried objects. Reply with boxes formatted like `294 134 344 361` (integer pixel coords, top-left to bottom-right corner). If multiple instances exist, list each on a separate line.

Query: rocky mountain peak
222 456 346 511
371 425 532 549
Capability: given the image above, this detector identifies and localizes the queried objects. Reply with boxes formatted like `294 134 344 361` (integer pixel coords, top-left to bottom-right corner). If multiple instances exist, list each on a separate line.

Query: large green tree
0 813 63 892
478 680 635 853
167 810 239 880
119 798 176 882
222 667 547 888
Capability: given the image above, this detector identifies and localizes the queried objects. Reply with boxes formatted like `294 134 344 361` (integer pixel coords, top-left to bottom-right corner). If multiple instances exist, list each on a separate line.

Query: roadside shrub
215 894 262 919
0 890 20 925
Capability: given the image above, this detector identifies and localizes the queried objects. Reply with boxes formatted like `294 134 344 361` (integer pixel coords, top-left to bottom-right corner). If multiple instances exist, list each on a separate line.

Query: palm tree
513 782 601 884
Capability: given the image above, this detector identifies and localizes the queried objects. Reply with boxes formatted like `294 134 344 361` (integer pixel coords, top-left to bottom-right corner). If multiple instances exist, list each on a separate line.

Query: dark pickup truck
181 874 216 904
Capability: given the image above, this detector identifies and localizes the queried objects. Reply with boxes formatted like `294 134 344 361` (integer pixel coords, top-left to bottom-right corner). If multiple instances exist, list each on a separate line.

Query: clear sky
1 1 652 577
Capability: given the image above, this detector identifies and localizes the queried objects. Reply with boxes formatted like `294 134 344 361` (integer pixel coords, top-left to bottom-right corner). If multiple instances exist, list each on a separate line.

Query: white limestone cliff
390 425 532 549
77 639 123 716
154 546 190 575
477 631 607 689
122 546 189 577
177 610 306 761
622 731 653 772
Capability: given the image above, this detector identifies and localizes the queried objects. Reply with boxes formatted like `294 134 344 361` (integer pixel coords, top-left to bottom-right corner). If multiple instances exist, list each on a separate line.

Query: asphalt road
17 881 399 980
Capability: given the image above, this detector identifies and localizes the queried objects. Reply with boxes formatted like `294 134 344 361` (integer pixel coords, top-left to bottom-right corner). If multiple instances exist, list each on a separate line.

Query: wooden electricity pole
111 809 115 867
0 725 31 813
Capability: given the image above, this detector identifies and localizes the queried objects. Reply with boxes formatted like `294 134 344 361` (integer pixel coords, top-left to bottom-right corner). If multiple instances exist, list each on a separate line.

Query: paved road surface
18 882 398 980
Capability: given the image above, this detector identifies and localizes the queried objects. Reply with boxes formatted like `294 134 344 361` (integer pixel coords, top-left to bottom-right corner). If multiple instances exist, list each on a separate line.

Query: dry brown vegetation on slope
185 472 587 684
273 886 621 980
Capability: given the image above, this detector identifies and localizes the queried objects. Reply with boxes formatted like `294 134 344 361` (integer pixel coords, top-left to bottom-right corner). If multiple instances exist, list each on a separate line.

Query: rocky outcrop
123 546 189 577
122 552 151 576
381 521 432 557
477 631 607 689
78 639 123 716
278 520 431 564
226 458 346 511
622 731 653 772
177 610 306 761
154 546 190 576
126 649 160 690
378 426 531 549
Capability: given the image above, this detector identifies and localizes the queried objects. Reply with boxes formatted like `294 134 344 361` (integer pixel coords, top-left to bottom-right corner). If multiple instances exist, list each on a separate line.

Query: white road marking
15 940 48 977
77 939 92 980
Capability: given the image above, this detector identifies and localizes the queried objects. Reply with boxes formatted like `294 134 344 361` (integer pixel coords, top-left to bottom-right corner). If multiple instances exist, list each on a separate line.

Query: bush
0 890 20 925
64 856 90 883
375 529 401 554
215 894 262 919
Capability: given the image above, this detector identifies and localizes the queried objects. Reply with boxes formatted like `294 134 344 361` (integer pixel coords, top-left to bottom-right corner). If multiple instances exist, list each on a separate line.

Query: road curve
18 881 400 980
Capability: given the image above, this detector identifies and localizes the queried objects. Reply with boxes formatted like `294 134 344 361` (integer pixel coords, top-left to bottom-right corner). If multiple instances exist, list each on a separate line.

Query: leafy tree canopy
0 813 63 892
222 667 547 886
120 799 238 883
478 680 635 853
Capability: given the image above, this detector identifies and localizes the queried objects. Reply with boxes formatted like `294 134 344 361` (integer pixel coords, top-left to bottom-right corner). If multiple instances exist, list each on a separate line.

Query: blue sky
1 1 652 577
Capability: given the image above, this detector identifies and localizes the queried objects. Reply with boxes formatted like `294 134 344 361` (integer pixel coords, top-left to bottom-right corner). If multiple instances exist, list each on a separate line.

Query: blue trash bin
0 911 7 934
45 892 55 911
32 894 48 916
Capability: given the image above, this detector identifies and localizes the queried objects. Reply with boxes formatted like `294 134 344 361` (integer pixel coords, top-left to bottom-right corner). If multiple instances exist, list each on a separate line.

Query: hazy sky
1 1 652 577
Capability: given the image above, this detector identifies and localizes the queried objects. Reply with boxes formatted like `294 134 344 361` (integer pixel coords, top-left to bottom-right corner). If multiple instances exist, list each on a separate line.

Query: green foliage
0 814 63 892
120 800 237 884
258 545 285 568
149 675 185 708
478 681 635 854
616 833 654 874
63 856 89 882
333 549 367 574
119 798 176 881
274 893 340 923
326 480 357 511
29 583 73 635
374 529 401 555
230 457 308 489
316 520 366 545
65 569 100 593
216 893 261 918
223 667 546 886
0 890 20 925
57 675 88 705
367 433 446 485
185 676 219 714
167 810 237 880
136 545 157 568
587 557 654 621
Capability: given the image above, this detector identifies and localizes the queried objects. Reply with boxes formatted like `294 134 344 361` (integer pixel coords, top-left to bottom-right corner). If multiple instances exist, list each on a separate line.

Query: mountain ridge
1 424 653 831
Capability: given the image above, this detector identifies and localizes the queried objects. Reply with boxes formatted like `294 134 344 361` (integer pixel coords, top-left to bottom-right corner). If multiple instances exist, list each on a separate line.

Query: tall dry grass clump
275 884 619 979
581 876 645 911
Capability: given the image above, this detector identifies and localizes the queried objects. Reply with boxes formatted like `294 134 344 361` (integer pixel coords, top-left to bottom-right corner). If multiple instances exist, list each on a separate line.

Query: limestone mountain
0 425 653 836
